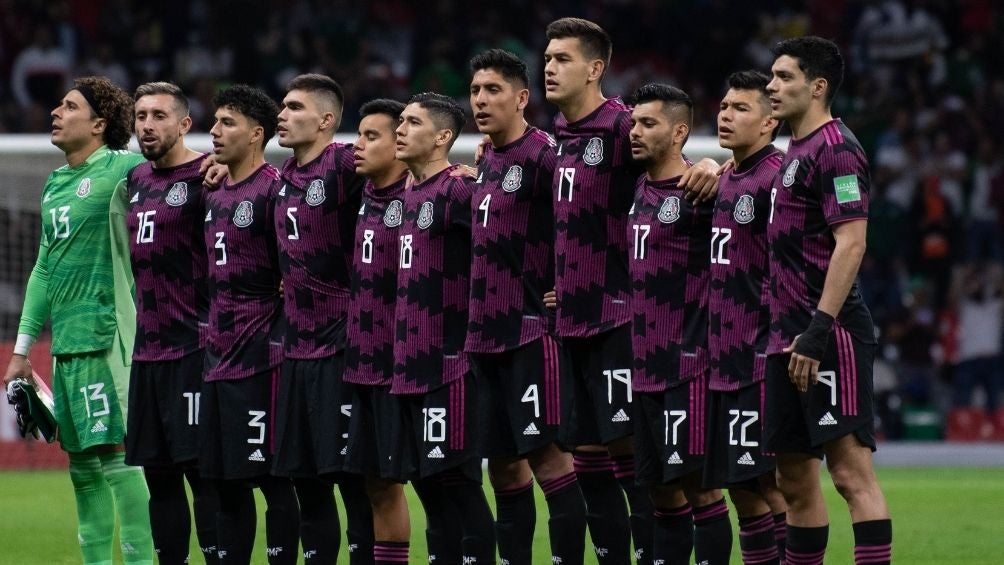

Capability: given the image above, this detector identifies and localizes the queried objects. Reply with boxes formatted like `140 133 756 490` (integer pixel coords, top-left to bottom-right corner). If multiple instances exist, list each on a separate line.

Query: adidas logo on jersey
427 446 445 459
818 412 838 426
667 451 683 465
129 192 139 203
611 409 630 422
248 449 265 462
523 422 540 436
90 421 108 433
738 452 756 466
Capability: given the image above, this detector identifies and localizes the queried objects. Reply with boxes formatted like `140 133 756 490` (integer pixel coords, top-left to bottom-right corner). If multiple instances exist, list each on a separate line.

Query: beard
140 136 177 162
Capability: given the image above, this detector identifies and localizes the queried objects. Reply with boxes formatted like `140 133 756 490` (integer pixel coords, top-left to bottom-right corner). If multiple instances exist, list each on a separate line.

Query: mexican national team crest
658 196 681 224
417 201 434 229
306 179 326 206
233 200 254 227
782 159 799 187
582 136 604 165
166 182 188 206
384 199 403 227
502 165 523 192
733 194 755 224
76 178 91 198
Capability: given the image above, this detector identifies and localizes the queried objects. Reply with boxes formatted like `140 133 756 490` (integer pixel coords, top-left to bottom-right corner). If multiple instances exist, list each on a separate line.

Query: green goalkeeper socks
68 453 115 565
97 451 154 564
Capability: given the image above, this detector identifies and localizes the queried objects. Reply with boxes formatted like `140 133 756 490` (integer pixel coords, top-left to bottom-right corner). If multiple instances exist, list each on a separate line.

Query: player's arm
785 218 867 391
4 240 52 385
679 158 721 203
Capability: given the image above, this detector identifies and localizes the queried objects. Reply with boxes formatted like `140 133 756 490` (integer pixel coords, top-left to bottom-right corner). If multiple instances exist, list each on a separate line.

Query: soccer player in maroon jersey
765 37 891 565
467 49 587 565
269 73 374 565
124 82 220 565
201 84 299 565
392 92 496 564
542 17 719 565
625 83 731 565
342 98 412 565
704 71 789 565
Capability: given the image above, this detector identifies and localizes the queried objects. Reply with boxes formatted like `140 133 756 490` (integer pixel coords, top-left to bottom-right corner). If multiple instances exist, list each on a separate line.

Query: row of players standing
4 16 892 565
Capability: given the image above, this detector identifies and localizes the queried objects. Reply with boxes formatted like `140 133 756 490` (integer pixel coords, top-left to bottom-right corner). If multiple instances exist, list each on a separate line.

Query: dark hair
74 76 133 149
546 17 612 69
726 70 779 140
134 81 190 115
632 83 693 124
360 98 406 122
407 92 466 147
212 84 279 148
286 73 345 127
470 49 529 89
772 36 844 105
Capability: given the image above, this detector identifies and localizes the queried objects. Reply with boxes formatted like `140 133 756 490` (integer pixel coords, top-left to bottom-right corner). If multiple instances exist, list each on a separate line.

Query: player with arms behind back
765 36 892 565
704 70 789 565
4 76 154 565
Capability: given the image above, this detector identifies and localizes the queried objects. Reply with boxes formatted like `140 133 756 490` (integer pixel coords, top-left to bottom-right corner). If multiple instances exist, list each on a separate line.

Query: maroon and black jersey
203 163 283 381
344 176 407 386
767 120 875 353
552 98 643 338
465 126 557 354
392 165 474 395
708 146 783 391
628 174 713 393
126 155 209 361
275 143 365 359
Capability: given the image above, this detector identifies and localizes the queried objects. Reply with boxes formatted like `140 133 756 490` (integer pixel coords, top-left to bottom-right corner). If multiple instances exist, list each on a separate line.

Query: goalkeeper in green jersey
3 76 154 565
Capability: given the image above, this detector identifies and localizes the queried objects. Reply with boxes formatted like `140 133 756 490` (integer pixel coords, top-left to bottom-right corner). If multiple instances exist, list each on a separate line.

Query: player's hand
3 355 33 386
473 135 490 165
450 165 478 179
783 336 821 393
680 158 721 203
202 163 228 190
543 290 557 309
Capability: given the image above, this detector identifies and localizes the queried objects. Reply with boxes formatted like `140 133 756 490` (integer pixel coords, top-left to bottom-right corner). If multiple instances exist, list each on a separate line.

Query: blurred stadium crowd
1 0 1002 438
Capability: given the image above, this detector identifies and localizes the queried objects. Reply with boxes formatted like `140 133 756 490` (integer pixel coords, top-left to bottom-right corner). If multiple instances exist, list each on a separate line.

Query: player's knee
365 480 403 510
828 463 877 504
527 443 572 481
488 457 532 489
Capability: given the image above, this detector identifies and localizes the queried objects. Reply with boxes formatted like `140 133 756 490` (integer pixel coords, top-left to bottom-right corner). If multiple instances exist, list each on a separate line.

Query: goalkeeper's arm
4 239 51 384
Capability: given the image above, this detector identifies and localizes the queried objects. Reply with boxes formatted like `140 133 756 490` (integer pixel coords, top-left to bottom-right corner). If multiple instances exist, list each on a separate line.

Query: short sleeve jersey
628 174 713 393
126 155 209 361
203 163 284 381
767 119 876 353
21 145 144 355
552 98 642 338
708 146 782 391
392 165 474 395
275 143 365 359
465 126 557 354
344 176 407 387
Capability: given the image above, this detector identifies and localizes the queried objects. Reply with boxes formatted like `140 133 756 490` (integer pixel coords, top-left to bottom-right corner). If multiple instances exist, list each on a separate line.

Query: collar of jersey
57 144 109 171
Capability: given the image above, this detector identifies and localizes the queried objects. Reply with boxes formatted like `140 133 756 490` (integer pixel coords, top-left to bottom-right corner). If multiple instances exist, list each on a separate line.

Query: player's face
135 94 189 162
767 55 812 120
354 113 399 177
277 89 326 148
630 101 677 165
470 69 526 135
50 90 101 152
718 88 772 151
209 106 259 165
395 103 442 163
544 37 593 105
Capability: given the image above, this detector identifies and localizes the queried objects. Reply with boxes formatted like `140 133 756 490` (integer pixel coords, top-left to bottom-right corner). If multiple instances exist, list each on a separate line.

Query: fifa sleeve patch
833 175 861 203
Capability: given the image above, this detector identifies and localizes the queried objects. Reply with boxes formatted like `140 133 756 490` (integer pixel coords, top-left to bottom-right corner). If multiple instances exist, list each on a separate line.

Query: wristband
792 311 834 361
13 333 36 357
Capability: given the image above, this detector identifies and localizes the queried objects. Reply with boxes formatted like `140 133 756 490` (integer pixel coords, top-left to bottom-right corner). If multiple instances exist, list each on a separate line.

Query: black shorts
472 336 566 458
272 355 355 478
125 352 205 468
560 324 635 447
199 368 280 480
765 327 877 455
703 381 777 489
399 374 482 481
343 384 409 482
634 377 708 485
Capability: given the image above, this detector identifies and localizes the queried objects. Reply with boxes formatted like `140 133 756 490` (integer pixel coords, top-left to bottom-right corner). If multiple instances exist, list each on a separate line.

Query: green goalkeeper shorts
52 340 130 453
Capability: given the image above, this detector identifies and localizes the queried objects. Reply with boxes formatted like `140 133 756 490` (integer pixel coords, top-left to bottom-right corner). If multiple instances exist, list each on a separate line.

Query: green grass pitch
0 467 1000 564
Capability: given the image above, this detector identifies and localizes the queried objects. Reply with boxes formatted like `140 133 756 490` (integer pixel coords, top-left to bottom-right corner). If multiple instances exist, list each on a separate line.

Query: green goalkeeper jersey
18 145 145 356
